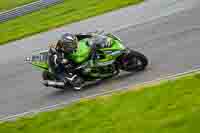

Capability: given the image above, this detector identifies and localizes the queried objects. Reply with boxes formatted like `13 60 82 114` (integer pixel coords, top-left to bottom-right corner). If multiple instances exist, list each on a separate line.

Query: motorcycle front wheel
119 50 148 72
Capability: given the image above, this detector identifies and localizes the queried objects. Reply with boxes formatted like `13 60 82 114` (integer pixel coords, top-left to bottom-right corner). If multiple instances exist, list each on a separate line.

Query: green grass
0 0 144 45
0 0 37 12
1 73 200 133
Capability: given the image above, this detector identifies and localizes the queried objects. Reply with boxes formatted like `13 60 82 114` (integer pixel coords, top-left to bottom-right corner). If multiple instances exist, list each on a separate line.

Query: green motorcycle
25 32 148 90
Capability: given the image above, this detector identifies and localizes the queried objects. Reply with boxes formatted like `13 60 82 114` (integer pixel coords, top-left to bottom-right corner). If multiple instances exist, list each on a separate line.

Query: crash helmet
56 33 78 53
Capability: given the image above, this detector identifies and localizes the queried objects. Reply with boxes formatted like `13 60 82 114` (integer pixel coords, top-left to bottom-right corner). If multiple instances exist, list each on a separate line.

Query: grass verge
1 72 200 133
0 0 37 12
0 0 144 45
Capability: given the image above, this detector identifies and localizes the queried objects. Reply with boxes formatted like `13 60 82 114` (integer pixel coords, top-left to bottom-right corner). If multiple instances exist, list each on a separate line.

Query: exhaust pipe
42 80 65 88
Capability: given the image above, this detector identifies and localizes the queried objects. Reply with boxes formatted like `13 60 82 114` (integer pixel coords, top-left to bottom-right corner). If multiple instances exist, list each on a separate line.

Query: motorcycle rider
47 32 113 90
48 33 84 90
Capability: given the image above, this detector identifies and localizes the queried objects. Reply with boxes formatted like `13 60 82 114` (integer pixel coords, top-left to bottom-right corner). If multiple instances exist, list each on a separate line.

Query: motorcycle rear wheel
42 71 55 80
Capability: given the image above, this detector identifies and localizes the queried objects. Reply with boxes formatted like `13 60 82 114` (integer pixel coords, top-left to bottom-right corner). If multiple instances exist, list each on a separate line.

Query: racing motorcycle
25 31 148 90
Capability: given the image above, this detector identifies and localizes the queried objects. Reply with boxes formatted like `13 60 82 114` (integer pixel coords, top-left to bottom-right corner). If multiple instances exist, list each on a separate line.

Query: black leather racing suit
48 47 83 89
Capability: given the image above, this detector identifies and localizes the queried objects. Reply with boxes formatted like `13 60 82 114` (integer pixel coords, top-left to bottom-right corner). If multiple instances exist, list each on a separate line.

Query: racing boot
64 73 84 91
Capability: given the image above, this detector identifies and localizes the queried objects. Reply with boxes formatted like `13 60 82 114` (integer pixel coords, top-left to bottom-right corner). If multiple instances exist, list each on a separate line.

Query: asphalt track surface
0 0 200 119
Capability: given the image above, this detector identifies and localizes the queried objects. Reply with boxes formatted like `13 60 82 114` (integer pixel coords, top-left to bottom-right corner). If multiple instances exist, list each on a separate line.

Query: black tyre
119 50 148 72
42 71 54 80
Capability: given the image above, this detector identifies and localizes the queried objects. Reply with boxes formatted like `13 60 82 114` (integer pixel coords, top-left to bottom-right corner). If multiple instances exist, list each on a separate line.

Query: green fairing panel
67 38 125 64
97 39 125 63
67 40 91 64
101 39 125 51
112 40 125 50
32 62 49 71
